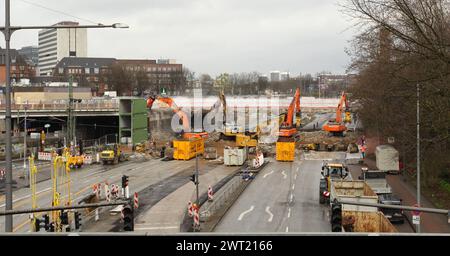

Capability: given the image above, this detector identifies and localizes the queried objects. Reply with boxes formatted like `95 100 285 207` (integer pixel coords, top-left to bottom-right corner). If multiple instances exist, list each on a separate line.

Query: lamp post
0 0 129 232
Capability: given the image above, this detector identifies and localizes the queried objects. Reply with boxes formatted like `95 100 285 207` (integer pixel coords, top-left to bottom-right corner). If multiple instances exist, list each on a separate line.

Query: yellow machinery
100 144 124 165
29 154 38 231
173 138 204 160
276 141 296 161
51 156 72 232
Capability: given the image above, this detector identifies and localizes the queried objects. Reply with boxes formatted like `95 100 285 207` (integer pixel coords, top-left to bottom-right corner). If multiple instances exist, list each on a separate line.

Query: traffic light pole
196 153 199 206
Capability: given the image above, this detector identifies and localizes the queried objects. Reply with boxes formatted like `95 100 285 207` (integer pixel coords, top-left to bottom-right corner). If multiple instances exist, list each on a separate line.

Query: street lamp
0 0 129 232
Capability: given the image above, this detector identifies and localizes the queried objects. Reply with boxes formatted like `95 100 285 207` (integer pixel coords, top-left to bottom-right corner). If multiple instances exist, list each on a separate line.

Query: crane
278 88 301 138
322 91 351 136
147 95 208 139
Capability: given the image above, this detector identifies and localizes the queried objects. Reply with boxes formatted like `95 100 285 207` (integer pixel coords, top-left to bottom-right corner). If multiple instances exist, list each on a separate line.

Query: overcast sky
0 0 355 76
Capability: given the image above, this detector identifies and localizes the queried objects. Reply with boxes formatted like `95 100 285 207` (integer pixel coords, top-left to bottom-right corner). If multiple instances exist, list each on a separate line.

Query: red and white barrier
193 204 200 227
0 168 5 179
105 184 111 202
188 201 193 217
37 152 52 161
134 192 139 209
83 155 93 165
323 191 330 197
111 184 119 198
208 186 214 201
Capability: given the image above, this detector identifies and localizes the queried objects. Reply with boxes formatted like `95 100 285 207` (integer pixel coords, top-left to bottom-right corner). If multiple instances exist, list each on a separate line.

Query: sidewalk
134 163 238 233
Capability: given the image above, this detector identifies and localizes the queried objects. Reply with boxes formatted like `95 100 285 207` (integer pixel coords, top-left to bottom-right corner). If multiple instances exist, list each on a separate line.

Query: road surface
215 154 335 232
0 157 195 232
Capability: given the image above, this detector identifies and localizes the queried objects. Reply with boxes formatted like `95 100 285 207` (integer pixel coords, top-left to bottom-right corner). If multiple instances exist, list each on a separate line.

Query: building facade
270 71 280 82
52 57 183 96
18 46 39 67
38 21 87 76
0 48 36 85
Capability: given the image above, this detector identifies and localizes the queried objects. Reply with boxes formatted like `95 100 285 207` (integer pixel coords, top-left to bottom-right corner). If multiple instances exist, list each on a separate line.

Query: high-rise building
38 21 87 76
270 71 280 82
280 72 290 81
18 46 38 66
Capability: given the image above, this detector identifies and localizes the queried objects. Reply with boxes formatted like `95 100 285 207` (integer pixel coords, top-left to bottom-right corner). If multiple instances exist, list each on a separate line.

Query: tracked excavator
276 88 301 161
147 95 207 160
322 91 351 136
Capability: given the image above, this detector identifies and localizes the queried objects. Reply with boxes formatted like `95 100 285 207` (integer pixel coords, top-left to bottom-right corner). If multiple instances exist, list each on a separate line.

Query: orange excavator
278 88 301 138
147 95 208 139
322 91 351 136
276 88 301 162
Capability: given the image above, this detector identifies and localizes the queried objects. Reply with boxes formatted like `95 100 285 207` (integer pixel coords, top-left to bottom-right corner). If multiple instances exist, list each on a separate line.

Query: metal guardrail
200 175 245 221
0 100 119 112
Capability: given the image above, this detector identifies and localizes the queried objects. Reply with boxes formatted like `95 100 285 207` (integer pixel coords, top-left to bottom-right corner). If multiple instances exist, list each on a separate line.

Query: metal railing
200 175 245 221
0 99 119 112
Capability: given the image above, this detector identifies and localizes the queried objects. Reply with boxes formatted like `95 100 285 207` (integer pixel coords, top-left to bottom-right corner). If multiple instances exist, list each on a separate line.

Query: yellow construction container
276 141 295 161
173 138 204 160
235 134 258 147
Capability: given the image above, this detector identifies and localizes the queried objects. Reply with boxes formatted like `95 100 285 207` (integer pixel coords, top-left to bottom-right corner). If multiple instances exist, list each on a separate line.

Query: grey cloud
2 0 355 76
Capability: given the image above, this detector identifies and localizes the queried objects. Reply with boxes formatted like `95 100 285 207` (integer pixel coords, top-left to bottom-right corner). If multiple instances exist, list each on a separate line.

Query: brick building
53 57 183 96
0 48 36 85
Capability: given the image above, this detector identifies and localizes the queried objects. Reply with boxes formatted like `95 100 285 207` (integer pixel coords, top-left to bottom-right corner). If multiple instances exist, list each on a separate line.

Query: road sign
413 204 421 216
412 215 420 225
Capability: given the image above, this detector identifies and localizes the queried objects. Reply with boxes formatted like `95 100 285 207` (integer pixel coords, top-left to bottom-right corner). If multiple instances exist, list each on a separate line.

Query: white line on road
294 173 297 180
238 206 254 221
289 193 294 203
263 170 274 178
285 226 289 232
281 171 287 179
265 206 274 222
296 167 299 173
288 208 291 218
0 187 51 208
291 184 295 190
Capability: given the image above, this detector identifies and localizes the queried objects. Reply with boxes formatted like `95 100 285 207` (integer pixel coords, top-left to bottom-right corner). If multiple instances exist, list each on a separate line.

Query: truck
329 180 398 232
342 210 397 232
358 168 392 194
378 193 404 223
319 162 353 204
375 145 400 174
100 144 124 165
329 180 379 212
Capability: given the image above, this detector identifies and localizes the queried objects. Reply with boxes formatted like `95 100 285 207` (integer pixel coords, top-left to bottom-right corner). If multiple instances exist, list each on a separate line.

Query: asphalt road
302 113 333 131
0 157 195 233
215 156 331 232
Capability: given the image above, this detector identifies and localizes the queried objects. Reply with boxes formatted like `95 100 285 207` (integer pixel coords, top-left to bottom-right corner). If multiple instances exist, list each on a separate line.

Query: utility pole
416 83 421 233
23 101 28 186
3 0 13 232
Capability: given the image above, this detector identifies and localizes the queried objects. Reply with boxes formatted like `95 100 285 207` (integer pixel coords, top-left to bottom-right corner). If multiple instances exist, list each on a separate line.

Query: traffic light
190 174 198 185
122 175 129 189
74 211 82 230
122 203 134 231
330 202 342 232
43 214 50 231
60 211 69 225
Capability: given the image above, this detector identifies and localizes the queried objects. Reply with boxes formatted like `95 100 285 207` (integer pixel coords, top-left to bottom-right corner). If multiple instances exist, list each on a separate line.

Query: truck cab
378 193 404 223
319 163 351 204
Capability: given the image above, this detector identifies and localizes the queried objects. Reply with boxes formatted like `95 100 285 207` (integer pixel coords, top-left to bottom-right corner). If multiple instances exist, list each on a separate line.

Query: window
94 68 99 74
85 68 90 74
11 66 16 71
162 67 166 72
58 68 64 74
